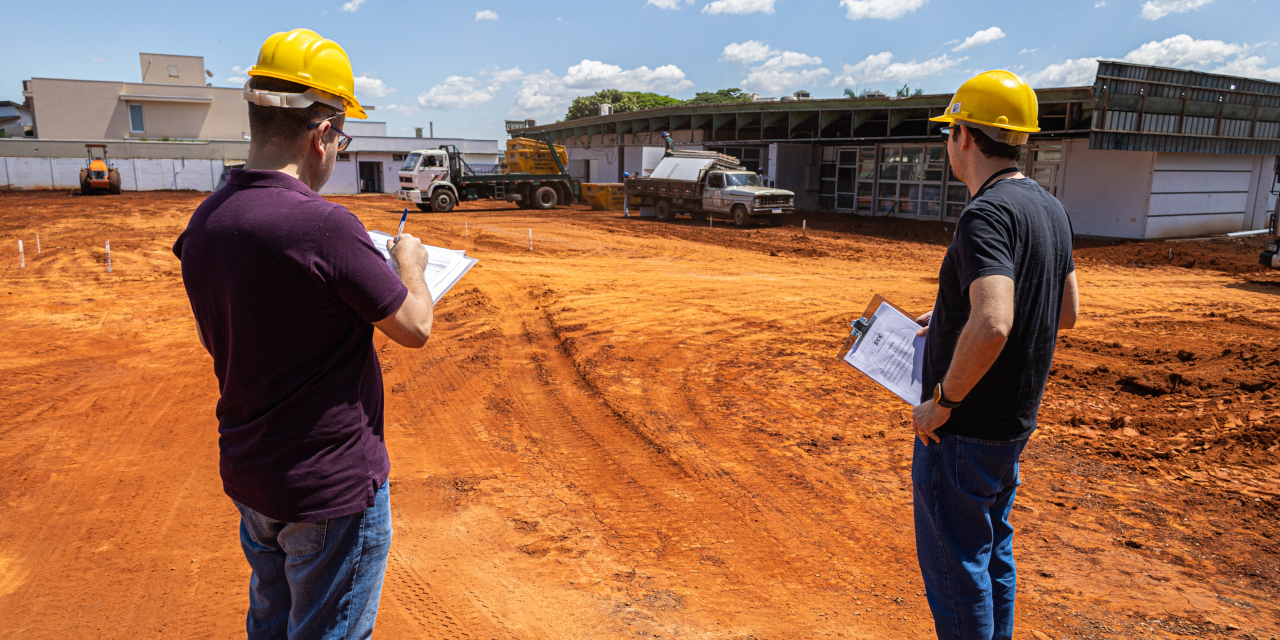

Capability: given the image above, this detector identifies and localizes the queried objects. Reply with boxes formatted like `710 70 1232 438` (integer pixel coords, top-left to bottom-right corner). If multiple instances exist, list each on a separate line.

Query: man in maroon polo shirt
173 29 433 639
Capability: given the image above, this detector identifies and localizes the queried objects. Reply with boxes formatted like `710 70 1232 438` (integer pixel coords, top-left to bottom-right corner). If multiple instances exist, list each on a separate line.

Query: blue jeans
233 482 392 640
912 432 1028 640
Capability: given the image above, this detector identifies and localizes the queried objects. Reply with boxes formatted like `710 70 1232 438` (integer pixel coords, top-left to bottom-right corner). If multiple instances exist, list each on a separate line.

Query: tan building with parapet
22 53 249 141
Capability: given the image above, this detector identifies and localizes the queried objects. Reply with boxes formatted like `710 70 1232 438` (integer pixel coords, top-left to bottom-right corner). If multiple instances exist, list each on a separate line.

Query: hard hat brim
929 114 1039 133
247 68 367 120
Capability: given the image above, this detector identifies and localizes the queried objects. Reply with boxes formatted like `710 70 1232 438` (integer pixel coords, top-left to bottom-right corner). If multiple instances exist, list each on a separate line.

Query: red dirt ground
1 189 1277 639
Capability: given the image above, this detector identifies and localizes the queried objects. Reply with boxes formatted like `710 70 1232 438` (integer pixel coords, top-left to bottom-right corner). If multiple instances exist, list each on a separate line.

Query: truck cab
397 149 457 212
703 170 794 226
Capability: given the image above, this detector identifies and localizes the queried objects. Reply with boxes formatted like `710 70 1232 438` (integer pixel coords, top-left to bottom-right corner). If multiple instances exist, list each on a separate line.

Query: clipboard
835 294 917 360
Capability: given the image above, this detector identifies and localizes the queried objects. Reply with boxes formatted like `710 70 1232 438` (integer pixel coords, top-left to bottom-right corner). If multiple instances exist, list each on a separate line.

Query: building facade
510 62 1280 239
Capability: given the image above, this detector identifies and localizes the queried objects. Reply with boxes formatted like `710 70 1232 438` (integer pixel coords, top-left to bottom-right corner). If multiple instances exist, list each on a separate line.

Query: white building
0 101 33 138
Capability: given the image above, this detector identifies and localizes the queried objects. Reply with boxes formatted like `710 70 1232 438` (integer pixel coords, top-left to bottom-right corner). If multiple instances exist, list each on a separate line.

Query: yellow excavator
80 144 121 195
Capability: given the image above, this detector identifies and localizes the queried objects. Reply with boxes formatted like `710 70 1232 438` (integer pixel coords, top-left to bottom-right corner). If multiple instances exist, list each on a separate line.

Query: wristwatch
933 383 962 409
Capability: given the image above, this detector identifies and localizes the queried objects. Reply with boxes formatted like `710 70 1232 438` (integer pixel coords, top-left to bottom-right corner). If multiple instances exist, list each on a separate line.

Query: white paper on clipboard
841 302 927 406
368 230 478 304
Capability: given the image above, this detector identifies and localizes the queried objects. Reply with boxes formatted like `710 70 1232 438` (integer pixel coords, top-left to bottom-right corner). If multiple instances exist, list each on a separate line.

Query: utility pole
430 122 434 138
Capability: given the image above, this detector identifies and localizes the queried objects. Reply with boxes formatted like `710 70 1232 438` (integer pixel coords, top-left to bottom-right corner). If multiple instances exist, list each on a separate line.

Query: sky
6 0 1279 143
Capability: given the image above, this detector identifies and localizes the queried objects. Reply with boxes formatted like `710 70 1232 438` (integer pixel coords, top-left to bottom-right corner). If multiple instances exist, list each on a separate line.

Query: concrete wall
1 156 225 191
28 78 248 140
1058 139 1155 239
567 146 621 182
139 54 207 86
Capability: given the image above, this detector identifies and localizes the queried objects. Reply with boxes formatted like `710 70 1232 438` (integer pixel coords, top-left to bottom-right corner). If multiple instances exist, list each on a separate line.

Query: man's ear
310 122 329 158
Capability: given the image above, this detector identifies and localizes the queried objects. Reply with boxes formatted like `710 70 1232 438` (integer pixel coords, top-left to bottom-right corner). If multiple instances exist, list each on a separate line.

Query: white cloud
339 0 365 13
418 76 496 110
830 51 963 86
721 40 779 65
1025 57 1101 87
1121 33 1244 68
91 57 105 62
483 66 525 84
382 103 418 116
475 9 498 21
721 42 829 94
645 0 682 8
509 60 694 118
1025 34 1280 88
1140 0 1213 20
354 73 396 99
231 65 251 74
952 27 1005 52
1094 1 1107 6
702 0 775 15
1018 48 1038 55
1213 55 1280 82
226 76 248 85
839 0 927 20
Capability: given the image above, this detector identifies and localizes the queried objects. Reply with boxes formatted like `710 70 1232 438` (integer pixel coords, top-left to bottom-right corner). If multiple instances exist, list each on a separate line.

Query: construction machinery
397 133 580 212
1259 157 1280 268
80 144 121 195
626 151 795 228
504 137 568 174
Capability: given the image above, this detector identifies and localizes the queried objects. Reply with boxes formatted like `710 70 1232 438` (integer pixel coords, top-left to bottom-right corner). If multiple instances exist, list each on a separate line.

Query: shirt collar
226 168 321 198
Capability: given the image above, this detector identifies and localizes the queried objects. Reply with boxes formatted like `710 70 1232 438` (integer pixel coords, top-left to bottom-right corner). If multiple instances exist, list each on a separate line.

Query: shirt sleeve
956 205 1016 294
312 205 408 323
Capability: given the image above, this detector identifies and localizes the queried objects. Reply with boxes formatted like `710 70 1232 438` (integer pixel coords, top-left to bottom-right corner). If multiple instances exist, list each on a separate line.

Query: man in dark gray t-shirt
910 70 1079 640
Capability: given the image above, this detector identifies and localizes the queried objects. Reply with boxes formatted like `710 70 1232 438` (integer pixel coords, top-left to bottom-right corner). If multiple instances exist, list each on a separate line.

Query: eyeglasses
940 124 965 143
308 115 353 152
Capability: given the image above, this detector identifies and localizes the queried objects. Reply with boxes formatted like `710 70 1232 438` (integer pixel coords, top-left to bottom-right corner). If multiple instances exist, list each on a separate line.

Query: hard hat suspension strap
242 80 346 113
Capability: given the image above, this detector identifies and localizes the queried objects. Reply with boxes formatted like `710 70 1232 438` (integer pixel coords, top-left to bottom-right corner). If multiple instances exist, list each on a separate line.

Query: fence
1 157 226 192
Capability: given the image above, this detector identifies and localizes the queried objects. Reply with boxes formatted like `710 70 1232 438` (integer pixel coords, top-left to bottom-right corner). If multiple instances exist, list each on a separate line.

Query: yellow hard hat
930 70 1038 145
245 28 367 120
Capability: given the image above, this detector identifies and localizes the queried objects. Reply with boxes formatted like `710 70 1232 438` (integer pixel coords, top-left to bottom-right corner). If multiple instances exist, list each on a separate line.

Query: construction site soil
2 189 1278 640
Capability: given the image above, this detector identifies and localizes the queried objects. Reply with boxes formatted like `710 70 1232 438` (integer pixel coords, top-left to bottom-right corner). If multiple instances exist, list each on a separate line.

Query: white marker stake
106 240 112 273
18 240 24 269
465 221 468 238
803 220 807 237
709 215 713 229
36 234 41 254
528 228 532 251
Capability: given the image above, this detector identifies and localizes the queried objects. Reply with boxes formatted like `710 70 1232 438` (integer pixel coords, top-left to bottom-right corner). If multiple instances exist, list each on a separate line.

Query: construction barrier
581 183 625 210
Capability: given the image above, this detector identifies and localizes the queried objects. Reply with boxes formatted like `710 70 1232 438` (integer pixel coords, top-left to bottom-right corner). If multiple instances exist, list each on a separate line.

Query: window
724 173 761 187
392 154 407 162
708 173 724 188
167 65 180 77
878 144 945 217
400 153 421 171
337 153 351 161
128 104 145 133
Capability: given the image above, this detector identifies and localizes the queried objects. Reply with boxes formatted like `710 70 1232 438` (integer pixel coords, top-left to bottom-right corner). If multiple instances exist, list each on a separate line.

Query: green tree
681 88 752 106
632 92 682 111
566 89 638 121
895 83 925 97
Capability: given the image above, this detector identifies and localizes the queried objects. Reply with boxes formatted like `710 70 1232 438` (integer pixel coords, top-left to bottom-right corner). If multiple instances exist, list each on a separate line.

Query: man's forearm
942 324 1007 401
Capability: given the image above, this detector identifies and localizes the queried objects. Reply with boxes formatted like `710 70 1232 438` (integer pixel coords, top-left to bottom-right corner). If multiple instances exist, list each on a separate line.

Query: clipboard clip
849 315 875 349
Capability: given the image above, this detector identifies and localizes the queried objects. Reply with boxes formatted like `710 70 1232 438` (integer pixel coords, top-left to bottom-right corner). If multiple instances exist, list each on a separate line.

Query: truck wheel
732 204 750 228
533 185 558 210
654 199 674 222
416 203 433 212
431 189 456 213
768 214 784 227
79 169 92 195
108 169 122 195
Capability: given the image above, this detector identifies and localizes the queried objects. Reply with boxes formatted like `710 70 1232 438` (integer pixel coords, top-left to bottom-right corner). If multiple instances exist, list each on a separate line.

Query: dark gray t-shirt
921 177 1074 441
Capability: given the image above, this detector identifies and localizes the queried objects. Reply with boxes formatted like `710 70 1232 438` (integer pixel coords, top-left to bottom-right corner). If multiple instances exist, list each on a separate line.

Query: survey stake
836 294 926 406
368 230 477 305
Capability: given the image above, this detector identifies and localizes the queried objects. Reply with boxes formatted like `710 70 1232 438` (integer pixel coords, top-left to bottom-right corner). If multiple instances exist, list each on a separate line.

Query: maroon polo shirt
173 169 407 522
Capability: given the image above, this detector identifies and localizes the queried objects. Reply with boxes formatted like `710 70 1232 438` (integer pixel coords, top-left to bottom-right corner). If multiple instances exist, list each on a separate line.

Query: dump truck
1259 157 1280 268
79 144 121 195
625 151 795 228
397 135 580 212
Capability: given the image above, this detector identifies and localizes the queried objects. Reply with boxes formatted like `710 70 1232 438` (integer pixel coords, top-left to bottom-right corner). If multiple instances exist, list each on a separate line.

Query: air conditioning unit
600 103 614 116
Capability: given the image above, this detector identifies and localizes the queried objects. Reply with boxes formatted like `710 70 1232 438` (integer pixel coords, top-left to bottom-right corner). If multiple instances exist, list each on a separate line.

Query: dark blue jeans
233 481 392 640
912 432 1028 640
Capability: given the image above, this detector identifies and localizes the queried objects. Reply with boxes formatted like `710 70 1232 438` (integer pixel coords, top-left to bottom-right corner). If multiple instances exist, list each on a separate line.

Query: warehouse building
510 61 1280 239
2 53 499 195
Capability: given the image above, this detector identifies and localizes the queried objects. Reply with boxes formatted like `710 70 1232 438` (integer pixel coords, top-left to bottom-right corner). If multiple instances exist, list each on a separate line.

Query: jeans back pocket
954 436 1024 498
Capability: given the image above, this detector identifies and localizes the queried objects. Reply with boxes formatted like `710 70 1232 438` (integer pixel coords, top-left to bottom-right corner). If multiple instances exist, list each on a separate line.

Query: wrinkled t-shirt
922 177 1075 441
173 169 407 522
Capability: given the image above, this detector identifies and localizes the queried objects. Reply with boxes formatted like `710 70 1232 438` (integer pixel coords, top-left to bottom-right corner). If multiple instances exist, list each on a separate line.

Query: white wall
1 156 222 191
1144 153 1256 238
1058 139 1154 239
567 146 619 183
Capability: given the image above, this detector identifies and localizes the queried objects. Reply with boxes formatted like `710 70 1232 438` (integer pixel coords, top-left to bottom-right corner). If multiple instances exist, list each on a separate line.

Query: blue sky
6 0 1278 142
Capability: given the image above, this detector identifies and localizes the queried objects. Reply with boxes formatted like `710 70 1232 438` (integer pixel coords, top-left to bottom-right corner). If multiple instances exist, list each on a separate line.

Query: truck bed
626 177 702 200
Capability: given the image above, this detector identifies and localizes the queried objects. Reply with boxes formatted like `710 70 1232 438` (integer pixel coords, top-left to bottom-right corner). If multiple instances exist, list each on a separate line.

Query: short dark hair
962 125 1020 160
246 76 343 146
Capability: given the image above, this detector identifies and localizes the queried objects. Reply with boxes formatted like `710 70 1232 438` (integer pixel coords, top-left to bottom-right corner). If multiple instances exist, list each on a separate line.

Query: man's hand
387 235 428 278
373 233 434 349
915 309 933 337
912 399 950 445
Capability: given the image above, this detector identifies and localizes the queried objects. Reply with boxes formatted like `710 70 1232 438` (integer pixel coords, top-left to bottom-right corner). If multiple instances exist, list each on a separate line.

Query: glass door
878 144 946 218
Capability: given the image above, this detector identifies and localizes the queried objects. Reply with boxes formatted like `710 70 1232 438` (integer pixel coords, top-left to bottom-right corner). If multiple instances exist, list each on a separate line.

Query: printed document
842 302 926 406
368 230 478 304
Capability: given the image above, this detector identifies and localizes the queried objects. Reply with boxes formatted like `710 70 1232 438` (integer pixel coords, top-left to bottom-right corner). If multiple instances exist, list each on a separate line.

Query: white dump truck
625 152 795 227
396 139 579 213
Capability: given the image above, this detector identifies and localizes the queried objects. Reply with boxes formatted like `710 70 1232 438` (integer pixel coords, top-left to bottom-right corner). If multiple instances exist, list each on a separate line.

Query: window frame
128 103 146 134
